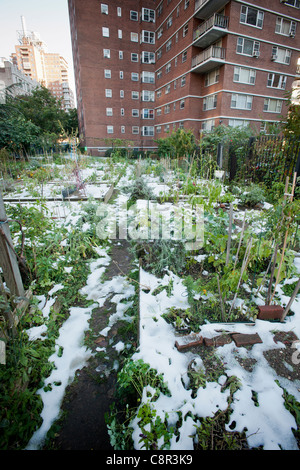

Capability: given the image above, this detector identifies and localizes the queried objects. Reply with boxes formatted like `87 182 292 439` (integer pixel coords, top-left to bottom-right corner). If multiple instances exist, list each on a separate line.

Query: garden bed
0 153 300 451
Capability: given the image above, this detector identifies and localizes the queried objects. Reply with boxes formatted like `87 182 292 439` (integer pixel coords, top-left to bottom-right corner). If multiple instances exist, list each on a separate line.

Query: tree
155 128 196 158
12 86 66 135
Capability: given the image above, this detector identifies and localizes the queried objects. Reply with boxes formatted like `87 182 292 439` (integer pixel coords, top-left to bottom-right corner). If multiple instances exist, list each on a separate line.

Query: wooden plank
0 340 5 365
0 191 24 297
104 184 114 204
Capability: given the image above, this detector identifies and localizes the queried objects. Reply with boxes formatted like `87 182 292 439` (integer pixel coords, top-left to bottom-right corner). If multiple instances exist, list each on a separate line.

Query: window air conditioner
271 54 277 60
253 51 260 57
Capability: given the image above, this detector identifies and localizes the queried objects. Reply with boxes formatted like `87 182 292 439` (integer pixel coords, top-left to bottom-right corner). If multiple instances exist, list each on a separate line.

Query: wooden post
0 191 24 297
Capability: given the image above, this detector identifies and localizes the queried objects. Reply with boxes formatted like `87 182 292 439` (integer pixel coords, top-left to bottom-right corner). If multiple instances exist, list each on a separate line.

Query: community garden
0 126 300 451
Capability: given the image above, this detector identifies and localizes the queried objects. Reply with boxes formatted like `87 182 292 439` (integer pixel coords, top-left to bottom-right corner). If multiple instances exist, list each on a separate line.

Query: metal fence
229 135 300 186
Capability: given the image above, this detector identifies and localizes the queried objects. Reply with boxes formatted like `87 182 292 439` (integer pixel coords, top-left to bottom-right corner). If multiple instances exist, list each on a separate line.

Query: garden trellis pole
0 191 24 298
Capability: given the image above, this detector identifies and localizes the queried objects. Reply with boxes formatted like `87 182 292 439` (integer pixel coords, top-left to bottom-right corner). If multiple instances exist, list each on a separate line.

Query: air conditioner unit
290 32 296 38
271 54 277 61
253 51 260 58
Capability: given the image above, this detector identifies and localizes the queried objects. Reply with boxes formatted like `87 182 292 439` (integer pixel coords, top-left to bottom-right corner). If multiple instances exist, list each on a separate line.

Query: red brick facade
68 0 300 155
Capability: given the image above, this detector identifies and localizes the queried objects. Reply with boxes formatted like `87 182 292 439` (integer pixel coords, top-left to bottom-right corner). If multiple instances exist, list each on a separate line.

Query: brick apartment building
68 0 300 155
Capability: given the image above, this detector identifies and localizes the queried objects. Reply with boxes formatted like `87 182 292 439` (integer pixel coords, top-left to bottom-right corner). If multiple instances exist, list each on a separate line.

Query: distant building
12 16 75 111
0 57 39 98
68 0 300 155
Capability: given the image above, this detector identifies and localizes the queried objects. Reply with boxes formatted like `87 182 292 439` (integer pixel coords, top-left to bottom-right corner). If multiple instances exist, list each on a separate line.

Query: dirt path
47 239 135 450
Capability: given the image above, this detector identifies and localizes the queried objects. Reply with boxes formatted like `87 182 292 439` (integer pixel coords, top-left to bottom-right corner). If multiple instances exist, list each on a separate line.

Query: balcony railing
194 0 229 19
193 14 229 42
192 46 226 70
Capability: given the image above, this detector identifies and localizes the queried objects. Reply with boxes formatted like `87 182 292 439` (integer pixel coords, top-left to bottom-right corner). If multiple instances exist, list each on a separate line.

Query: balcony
192 46 226 73
193 14 229 48
194 0 229 20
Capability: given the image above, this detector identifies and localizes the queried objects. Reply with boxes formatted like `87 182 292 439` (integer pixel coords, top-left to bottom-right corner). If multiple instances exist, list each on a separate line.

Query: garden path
47 239 134 450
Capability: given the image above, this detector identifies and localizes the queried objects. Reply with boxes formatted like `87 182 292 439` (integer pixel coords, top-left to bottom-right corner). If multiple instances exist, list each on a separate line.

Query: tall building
68 0 300 155
0 57 39 99
12 16 75 111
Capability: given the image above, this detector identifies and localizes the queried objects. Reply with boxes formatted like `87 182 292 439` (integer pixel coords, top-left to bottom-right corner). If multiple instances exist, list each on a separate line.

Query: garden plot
2 155 300 451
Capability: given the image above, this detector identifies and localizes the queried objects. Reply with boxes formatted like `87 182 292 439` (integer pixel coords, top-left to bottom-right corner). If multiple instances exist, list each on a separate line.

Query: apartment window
202 119 215 131
103 49 110 58
119 51 123 60
117 7 122 17
236 37 260 56
102 27 109 37
131 72 139 81
118 29 123 39
142 90 154 102
132 91 139 100
181 76 186 87
132 126 139 134
106 107 113 116
120 90 124 98
105 89 112 97
166 62 171 74
167 16 173 29
131 32 138 42
205 68 220 86
142 31 155 44
240 6 264 28
156 108 162 116
183 23 189 37
142 109 154 119
166 39 172 52
157 90 162 99
142 71 155 83
233 66 256 85
107 126 114 134
142 51 155 63
157 27 163 39
132 109 139 117
271 46 291 64
267 73 287 89
263 98 283 113
157 3 163 17
231 93 253 110
157 70 162 80
121 126 125 134
121 108 125 116
275 17 297 36
285 0 300 7
228 119 250 128
131 53 139 62
184 0 190 9
130 11 138 21
203 94 217 110
120 71 124 79
142 126 154 136
142 8 155 22
104 69 111 78
164 124 170 133
164 104 170 114
156 126 162 134
182 50 187 62
165 84 171 94
180 99 185 109
101 4 108 14
157 49 162 60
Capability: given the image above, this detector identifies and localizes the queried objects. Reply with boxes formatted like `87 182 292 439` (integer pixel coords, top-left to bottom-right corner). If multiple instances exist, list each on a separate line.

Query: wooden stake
281 277 300 322
226 203 233 266
0 191 24 298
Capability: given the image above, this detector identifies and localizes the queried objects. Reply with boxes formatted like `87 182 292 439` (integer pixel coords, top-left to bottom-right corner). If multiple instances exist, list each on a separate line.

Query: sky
0 0 76 100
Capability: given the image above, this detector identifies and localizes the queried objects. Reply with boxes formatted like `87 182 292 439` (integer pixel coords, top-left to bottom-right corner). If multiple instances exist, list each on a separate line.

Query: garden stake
270 172 296 304
233 211 246 271
229 237 253 316
266 244 278 305
217 274 225 322
226 203 233 267
281 277 300 322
